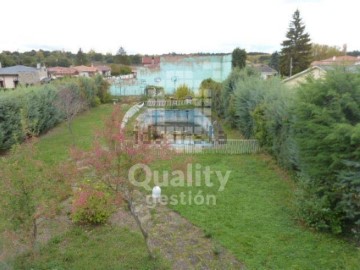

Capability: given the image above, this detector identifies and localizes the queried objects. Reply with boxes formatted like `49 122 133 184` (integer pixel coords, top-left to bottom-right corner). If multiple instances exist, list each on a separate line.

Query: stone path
110 191 245 270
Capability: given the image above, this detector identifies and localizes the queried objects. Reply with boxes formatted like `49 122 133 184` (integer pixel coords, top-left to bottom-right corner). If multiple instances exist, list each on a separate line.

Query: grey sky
1 0 357 54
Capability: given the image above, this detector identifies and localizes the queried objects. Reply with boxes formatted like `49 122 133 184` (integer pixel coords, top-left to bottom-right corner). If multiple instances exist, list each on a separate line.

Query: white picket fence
174 139 260 154
146 99 211 107
121 102 144 129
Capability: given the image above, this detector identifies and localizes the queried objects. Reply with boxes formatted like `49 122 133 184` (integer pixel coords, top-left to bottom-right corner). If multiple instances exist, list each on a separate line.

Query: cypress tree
75 48 89 66
269 51 280 71
280 10 312 76
232 48 247 69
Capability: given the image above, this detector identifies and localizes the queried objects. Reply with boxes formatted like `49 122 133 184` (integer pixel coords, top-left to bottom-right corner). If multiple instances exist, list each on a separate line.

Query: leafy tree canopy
174 84 194 99
231 48 247 69
311 44 344 61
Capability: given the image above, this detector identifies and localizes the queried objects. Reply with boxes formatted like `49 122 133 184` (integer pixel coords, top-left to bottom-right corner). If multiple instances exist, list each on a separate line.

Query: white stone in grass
152 186 161 199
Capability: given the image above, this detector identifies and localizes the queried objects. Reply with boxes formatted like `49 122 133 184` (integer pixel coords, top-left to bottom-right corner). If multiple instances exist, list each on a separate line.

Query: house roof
0 65 38 75
311 55 360 66
73 65 98 72
142 56 160 65
282 66 325 83
253 64 278 74
95 65 111 72
48 66 78 75
319 65 360 72
283 64 360 84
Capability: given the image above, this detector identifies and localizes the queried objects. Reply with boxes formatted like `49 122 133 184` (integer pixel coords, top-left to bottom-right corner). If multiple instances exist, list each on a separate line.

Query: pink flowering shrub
71 186 114 225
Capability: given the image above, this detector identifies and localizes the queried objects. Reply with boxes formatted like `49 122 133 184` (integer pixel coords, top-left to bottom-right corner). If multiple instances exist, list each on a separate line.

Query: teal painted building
110 54 232 95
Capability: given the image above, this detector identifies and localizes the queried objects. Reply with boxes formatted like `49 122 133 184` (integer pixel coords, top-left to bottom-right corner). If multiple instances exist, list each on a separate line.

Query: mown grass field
151 154 360 269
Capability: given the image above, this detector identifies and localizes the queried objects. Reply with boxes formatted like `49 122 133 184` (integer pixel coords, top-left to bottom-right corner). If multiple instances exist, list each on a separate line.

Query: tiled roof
73 65 98 72
48 66 78 75
95 65 111 72
142 56 160 65
0 65 38 75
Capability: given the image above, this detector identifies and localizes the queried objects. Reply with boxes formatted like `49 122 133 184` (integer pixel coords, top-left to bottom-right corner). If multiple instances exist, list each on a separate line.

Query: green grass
4 104 360 269
150 154 360 269
14 226 169 270
35 104 125 165
1 104 170 269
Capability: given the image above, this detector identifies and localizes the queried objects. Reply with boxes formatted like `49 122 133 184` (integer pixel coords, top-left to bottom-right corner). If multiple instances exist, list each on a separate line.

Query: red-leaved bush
71 186 114 225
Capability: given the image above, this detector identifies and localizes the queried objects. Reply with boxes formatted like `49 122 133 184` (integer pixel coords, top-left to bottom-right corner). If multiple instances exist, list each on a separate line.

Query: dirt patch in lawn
110 191 245 270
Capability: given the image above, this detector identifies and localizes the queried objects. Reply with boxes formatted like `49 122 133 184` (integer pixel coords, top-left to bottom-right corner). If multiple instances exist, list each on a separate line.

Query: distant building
282 66 326 87
73 65 98 77
311 55 360 67
95 65 111 77
137 54 232 94
283 55 360 88
142 56 160 67
48 65 111 78
253 64 278 79
48 66 78 78
0 65 48 89
110 55 232 96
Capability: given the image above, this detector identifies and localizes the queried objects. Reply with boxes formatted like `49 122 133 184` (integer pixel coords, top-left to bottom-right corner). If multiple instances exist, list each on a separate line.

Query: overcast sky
1 0 358 55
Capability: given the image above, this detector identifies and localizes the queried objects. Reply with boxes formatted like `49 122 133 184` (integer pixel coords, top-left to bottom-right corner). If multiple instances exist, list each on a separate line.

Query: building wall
284 68 326 88
98 70 111 77
38 68 48 79
260 72 277 80
0 75 18 88
110 55 232 96
78 71 89 77
137 55 232 94
18 72 41 86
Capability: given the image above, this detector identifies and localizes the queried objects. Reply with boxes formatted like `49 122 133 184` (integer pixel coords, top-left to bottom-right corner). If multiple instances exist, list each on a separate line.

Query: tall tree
269 51 280 71
280 10 312 76
115 46 130 65
75 48 89 65
231 48 247 69
116 46 127 56
54 86 86 142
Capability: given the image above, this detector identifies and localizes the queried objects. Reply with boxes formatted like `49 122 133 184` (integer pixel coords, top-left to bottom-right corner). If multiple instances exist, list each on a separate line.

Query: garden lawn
14 226 169 270
151 154 360 269
35 104 120 165
2 104 169 269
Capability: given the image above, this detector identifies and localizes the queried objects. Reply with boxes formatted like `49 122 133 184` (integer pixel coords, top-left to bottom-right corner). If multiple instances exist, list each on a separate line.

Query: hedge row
0 75 111 150
211 68 360 238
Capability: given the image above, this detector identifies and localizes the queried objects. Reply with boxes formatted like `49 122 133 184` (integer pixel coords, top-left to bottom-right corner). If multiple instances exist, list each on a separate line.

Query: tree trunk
67 120 76 145
126 198 154 259
30 218 37 254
